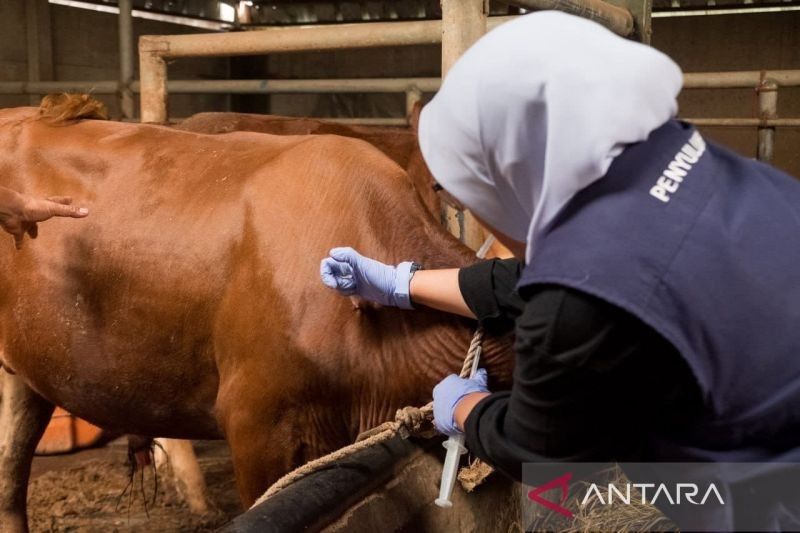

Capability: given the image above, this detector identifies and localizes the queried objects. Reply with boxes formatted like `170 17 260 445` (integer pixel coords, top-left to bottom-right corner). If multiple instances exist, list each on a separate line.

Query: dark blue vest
520 120 800 462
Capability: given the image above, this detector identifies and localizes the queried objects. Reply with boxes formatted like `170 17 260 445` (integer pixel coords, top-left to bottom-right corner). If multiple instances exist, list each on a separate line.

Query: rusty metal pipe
139 20 444 59
161 78 441 94
0 80 120 94
757 80 778 162
0 78 442 95
683 70 800 89
685 117 800 127
8 70 800 97
118 0 135 119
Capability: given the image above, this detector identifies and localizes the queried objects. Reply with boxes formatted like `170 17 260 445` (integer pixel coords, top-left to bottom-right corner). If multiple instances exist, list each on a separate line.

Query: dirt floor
28 439 242 532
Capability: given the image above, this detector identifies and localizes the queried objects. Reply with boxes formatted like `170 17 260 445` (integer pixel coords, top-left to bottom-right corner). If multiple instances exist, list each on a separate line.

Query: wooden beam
503 0 634 36
441 0 489 251
605 0 652 42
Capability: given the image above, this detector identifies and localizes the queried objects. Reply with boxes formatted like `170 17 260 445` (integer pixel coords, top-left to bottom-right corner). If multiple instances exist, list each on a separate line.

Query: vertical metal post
139 38 169 123
757 79 777 162
441 0 488 250
25 0 53 106
119 0 135 120
25 2 40 106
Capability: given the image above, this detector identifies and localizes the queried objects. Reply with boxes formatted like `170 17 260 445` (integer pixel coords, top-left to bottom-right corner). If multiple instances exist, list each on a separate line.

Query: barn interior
2 1 798 173
1 0 799 531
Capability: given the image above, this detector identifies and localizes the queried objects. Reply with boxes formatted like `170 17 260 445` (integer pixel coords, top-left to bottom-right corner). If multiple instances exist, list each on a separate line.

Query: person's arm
454 286 700 481
0 187 88 249
457 258 524 335
320 249 523 322
408 268 473 317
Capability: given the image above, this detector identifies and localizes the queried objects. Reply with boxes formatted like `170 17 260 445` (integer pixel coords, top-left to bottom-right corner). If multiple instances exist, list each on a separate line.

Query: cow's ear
407 101 423 133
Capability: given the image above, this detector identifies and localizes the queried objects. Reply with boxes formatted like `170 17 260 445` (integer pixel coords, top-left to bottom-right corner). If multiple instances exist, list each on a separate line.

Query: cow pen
140 1 798 530
2 1 800 532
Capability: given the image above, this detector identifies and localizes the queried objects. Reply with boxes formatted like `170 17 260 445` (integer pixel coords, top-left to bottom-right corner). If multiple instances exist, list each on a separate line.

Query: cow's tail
38 93 109 124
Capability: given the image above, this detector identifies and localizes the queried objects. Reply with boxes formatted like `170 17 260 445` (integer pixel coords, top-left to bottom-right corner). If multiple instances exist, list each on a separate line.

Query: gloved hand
320 247 415 309
433 368 489 436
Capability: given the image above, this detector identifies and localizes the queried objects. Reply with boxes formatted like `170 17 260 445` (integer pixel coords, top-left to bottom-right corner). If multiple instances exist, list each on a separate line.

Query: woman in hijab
321 11 800 524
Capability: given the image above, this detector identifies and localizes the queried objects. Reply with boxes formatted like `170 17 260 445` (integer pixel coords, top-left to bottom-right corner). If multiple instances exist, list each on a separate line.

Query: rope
459 328 484 378
250 327 486 509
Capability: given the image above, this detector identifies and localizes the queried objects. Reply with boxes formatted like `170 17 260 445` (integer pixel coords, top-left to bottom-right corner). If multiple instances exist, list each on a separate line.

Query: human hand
433 369 490 436
320 247 414 309
0 188 88 249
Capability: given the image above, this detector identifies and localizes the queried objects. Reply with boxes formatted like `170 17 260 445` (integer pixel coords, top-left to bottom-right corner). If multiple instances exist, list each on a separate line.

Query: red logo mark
527 472 574 518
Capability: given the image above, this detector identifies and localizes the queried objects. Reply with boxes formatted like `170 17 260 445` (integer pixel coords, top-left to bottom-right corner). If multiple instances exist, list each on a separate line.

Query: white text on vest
649 131 707 203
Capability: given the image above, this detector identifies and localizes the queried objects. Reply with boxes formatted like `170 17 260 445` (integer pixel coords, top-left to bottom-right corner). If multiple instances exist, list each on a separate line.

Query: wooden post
441 0 488 251
139 37 169 123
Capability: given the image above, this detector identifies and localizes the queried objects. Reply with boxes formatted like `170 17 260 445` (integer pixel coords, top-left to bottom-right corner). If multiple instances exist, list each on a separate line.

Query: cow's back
176 112 441 216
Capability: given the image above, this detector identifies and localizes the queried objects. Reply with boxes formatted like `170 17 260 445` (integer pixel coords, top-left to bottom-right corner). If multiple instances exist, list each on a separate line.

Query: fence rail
2 69 798 162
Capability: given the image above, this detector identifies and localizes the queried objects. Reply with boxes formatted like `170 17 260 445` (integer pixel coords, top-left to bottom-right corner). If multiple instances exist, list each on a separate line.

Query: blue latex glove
433 368 489 436
320 247 415 309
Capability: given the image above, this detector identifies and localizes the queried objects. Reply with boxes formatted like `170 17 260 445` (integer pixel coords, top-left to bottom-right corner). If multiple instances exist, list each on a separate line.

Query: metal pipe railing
139 19 435 123
3 71 797 163
161 78 442 94
140 20 442 59
137 16 514 123
137 14 509 61
118 0 135 119
683 70 800 89
0 78 441 95
5 70 800 96
0 80 121 94
684 118 800 127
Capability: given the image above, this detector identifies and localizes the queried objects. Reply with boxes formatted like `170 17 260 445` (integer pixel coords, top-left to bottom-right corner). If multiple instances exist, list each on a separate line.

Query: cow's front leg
218 396 304 507
0 371 54 533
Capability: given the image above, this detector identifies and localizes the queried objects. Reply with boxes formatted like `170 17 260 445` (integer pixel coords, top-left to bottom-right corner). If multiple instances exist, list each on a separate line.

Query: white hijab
418 12 683 263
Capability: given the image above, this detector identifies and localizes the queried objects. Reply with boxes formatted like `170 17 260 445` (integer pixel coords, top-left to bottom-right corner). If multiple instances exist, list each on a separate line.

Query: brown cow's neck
345 251 514 430
405 308 512 385
348 191 515 429
350 305 512 432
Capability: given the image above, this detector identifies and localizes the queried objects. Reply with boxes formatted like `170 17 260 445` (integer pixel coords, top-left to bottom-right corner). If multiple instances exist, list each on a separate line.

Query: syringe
434 344 482 508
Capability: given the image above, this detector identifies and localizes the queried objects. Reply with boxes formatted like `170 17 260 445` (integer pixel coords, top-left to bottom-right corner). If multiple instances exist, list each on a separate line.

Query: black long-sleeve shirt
457 259 702 481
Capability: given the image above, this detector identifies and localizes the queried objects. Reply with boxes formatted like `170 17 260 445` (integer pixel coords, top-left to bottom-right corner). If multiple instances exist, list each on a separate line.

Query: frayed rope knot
393 404 437 440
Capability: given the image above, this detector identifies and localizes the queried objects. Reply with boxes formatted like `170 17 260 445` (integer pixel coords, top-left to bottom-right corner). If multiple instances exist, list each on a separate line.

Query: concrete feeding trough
221 438 521 532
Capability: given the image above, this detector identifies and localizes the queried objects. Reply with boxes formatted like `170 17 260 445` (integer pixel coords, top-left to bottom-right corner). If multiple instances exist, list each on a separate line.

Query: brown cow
0 97 512 531
177 112 514 260
175 111 441 218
